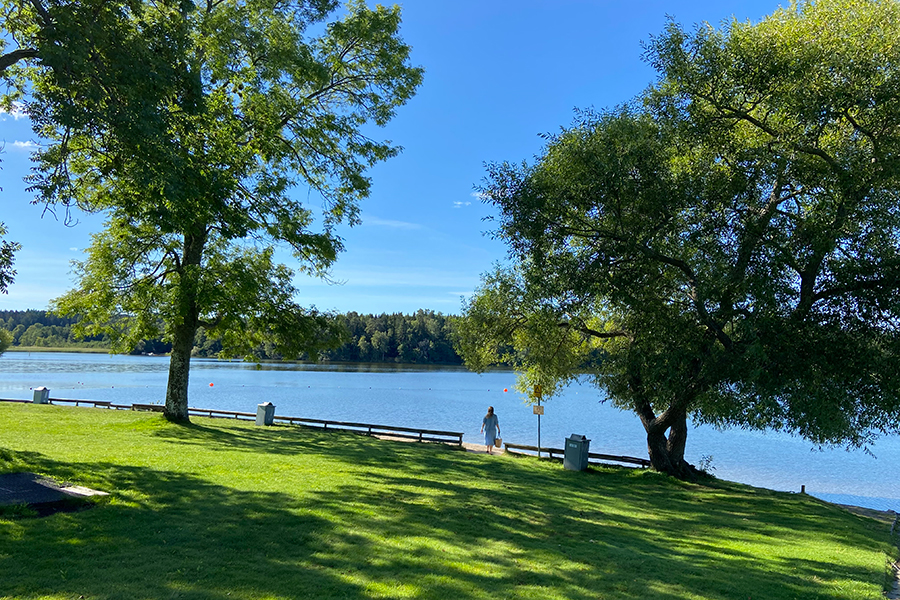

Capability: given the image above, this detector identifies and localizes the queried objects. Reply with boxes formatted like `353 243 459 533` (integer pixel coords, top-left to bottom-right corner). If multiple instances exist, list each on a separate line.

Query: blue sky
0 0 779 315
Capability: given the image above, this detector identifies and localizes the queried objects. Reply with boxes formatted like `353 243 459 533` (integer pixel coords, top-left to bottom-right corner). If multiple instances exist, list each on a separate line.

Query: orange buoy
209 383 214 387
503 388 508 392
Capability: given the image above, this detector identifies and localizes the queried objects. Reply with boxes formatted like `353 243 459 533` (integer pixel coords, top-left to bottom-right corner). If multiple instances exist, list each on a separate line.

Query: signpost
533 385 543 458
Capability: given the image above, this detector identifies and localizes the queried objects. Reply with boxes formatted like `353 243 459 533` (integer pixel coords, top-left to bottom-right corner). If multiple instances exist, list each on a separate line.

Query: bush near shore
0 403 895 599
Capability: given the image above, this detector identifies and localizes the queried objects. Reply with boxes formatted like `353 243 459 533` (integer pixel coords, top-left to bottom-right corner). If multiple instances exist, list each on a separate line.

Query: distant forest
0 309 463 365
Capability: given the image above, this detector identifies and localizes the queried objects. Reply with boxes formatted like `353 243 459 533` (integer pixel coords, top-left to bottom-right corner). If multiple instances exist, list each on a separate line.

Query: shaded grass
0 403 895 599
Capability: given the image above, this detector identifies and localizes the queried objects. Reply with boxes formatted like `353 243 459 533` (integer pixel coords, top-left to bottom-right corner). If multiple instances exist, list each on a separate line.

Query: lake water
1 351 897 513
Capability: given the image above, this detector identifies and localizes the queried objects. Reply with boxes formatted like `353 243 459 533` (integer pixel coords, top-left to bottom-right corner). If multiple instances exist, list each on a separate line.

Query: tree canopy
1 0 422 421
459 0 900 478
0 222 19 296
0 60 21 295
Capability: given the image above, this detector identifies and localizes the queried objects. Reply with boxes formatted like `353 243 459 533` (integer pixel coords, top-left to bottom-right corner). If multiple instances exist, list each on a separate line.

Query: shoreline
2 353 896 516
6 346 111 354
3 347 468 368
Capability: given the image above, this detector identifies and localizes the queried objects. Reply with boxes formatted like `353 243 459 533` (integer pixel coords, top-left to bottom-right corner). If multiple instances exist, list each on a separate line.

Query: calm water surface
2 351 897 512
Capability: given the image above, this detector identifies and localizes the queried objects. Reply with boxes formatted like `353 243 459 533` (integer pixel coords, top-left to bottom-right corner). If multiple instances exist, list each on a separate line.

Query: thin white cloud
9 140 40 151
298 267 477 289
470 191 488 200
453 201 472 209
364 216 423 230
0 102 27 121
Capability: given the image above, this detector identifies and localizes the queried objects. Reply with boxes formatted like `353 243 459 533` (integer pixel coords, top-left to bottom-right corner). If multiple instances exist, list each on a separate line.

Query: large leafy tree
459 0 900 478
0 37 25 295
0 222 19 296
3 0 422 421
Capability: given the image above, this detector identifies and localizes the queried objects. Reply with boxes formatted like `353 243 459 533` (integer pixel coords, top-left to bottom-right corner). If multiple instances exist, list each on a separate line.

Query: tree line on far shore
0 309 463 365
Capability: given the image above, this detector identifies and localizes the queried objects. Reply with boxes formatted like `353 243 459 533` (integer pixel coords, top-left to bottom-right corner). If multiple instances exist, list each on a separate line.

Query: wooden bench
49 398 113 409
130 403 165 412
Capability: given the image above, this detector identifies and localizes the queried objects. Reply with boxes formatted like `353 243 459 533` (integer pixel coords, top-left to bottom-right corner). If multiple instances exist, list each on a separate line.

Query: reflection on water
0 352 170 374
1 351 897 512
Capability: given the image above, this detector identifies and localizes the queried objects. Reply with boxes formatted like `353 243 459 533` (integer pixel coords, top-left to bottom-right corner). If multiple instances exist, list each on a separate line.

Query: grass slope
0 403 895 599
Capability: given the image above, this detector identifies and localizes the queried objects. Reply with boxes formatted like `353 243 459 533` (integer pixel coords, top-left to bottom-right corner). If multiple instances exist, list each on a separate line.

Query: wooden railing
504 442 651 469
2 396 470 448
271 415 464 445
185 407 254 420
125 403 465 446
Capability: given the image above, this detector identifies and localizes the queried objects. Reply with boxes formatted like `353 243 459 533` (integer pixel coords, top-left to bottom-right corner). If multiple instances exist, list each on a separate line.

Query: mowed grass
0 403 895 600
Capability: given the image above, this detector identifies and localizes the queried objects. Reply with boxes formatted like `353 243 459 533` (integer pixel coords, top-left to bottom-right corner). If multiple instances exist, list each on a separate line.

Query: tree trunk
635 399 699 480
163 231 206 423
164 321 196 422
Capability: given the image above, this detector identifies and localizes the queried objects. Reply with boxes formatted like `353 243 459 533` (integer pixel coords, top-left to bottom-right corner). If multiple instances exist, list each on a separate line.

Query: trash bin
564 434 590 471
256 402 275 426
33 387 50 404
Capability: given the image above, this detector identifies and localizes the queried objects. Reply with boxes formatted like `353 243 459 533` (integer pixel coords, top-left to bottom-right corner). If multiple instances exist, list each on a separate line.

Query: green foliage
195 309 462 363
456 266 604 401
0 310 106 349
461 0 900 475
0 308 464 364
2 0 423 418
0 222 20 296
0 328 11 354
328 310 461 364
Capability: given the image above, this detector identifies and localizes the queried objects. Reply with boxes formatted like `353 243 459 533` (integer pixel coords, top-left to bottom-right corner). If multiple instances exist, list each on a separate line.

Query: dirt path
890 513 900 600
462 441 505 455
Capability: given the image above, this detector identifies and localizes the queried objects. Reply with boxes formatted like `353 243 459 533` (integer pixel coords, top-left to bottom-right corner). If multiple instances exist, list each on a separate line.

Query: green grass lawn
0 403 895 599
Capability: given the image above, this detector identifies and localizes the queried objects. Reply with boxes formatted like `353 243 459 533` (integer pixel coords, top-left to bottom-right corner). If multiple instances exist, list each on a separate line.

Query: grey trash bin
33 387 50 404
564 434 590 471
256 402 275 426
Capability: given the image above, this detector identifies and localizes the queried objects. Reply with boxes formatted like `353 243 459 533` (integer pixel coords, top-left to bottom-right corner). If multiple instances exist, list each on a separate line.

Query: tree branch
696 91 843 171
27 0 51 25
560 322 628 339
811 272 900 305
0 48 39 74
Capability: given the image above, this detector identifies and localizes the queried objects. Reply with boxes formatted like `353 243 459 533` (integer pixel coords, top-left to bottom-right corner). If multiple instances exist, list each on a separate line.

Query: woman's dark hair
485 406 494 418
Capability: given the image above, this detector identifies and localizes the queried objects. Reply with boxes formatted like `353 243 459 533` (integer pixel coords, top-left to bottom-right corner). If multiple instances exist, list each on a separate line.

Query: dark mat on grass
0 472 71 506
0 472 107 516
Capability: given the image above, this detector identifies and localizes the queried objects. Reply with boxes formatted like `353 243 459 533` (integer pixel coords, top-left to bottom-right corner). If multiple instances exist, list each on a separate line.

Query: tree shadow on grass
1 418 890 600
148 418 892 598
150 421 891 598
0 450 369 599
298 465 888 600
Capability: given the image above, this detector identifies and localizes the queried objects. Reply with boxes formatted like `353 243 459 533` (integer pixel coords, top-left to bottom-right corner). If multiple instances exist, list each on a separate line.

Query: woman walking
481 406 500 454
